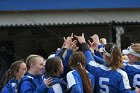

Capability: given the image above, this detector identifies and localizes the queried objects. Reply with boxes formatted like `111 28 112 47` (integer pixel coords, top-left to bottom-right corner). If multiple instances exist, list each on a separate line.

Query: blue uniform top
66 69 95 93
1 79 19 93
89 44 139 92
42 76 67 93
89 52 139 93
84 50 131 93
19 72 47 93
55 48 72 81
123 62 140 89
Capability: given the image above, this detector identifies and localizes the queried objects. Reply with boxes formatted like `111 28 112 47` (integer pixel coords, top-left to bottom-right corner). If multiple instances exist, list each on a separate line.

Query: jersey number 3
99 77 109 93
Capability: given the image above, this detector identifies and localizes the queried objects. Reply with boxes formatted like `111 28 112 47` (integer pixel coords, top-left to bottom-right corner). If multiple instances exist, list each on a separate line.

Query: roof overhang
0 11 140 27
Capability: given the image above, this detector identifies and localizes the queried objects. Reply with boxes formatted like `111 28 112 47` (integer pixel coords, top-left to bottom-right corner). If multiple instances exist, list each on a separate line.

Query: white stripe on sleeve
117 69 131 89
52 84 63 93
66 71 76 88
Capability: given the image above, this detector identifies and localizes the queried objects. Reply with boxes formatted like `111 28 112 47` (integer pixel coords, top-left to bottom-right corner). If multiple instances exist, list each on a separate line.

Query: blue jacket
43 76 67 93
1 79 19 93
19 73 47 93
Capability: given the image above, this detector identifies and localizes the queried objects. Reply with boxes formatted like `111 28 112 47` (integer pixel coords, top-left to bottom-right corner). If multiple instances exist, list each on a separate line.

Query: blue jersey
94 56 140 91
89 52 139 92
1 79 18 93
19 73 47 93
66 69 95 93
44 76 67 93
84 50 131 93
123 62 140 89
56 48 72 80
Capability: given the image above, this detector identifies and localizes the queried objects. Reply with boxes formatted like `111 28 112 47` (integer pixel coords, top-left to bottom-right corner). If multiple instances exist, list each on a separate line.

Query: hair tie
74 62 80 68
76 62 80 66
110 45 116 53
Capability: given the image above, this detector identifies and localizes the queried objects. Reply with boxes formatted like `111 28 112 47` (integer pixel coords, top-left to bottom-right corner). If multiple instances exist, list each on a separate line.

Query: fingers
44 77 53 87
73 40 77 44
74 33 78 38
70 40 78 52
75 33 84 38
71 33 73 38
88 40 95 46
100 38 107 45
90 34 99 40
74 33 86 44
90 34 101 45
62 42 66 48
63 37 66 41
71 40 77 46
82 33 84 37
88 40 92 46
44 77 53 83
71 45 79 52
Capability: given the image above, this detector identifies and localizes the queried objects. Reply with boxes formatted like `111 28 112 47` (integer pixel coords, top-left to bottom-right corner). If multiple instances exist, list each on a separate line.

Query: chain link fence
0 24 140 90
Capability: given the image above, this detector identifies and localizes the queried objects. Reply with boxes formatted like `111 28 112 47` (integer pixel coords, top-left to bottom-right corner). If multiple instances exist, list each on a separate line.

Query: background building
0 0 140 64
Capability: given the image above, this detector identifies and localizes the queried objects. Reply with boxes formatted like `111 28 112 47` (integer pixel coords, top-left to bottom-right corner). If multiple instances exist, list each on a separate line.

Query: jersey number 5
99 77 109 93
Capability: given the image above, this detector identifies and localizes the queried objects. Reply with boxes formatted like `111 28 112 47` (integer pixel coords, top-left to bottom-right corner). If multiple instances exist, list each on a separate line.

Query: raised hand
90 34 101 46
63 33 73 49
88 40 95 54
75 33 86 44
70 40 79 53
100 38 107 45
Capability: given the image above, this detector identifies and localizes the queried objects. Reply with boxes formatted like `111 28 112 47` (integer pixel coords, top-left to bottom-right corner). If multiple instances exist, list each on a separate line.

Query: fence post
115 26 124 49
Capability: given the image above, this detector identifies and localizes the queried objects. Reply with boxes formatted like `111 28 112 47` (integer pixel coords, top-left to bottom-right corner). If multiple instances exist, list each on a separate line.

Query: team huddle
1 33 140 93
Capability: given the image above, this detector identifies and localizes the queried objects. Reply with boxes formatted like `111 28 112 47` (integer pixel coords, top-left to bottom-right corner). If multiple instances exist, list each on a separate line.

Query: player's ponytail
69 52 92 93
103 43 123 69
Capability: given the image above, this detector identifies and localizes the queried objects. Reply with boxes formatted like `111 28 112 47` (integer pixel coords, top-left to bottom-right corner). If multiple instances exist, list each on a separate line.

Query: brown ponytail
2 60 24 87
77 63 92 93
69 52 92 93
104 43 123 69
